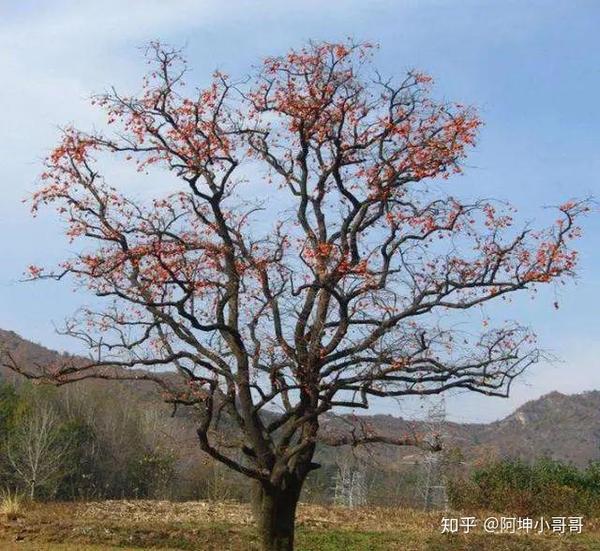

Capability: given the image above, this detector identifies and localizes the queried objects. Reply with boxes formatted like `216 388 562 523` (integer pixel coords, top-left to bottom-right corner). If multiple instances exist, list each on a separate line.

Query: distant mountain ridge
2 328 599 467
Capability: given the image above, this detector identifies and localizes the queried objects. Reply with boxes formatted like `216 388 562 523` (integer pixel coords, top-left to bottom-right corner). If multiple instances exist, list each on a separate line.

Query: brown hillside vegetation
3 328 600 469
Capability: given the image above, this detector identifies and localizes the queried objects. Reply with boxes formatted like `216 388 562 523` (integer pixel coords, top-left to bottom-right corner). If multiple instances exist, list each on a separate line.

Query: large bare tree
2 41 589 549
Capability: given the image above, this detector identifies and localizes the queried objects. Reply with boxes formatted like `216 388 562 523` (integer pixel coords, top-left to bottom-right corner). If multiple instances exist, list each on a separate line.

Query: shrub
449 458 600 516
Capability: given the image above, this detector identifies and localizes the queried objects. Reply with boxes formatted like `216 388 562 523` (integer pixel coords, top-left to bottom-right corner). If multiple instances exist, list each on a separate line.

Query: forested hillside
2 328 600 505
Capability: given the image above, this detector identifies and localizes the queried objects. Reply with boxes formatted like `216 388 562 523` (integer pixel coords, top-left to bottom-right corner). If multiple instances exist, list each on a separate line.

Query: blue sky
1 0 599 422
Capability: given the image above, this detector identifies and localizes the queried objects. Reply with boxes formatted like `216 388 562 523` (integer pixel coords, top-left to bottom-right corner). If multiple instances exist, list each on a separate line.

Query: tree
5 400 71 499
1 40 590 549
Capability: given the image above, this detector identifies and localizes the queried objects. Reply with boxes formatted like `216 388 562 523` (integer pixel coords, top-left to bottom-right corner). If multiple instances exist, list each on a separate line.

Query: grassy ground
1 500 600 550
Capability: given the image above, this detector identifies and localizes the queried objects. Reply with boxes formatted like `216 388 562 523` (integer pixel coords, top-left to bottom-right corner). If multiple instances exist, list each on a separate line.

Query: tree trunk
253 478 303 551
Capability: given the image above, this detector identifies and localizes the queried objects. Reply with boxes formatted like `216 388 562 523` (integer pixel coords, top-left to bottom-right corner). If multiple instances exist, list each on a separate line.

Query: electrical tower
333 460 367 507
415 397 448 511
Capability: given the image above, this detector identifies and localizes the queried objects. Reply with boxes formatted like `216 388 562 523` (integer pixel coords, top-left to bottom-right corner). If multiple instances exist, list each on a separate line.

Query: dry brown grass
74 499 440 531
0 491 23 521
0 500 599 550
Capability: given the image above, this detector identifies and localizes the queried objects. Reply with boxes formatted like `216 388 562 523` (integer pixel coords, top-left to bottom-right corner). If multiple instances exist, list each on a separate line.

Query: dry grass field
1 500 600 550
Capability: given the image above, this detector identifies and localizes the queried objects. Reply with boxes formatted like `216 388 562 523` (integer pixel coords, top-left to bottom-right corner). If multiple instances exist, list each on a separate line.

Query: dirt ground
1 500 600 550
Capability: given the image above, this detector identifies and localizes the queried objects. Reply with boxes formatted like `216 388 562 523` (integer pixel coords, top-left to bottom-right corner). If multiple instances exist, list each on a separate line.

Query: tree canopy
2 40 590 550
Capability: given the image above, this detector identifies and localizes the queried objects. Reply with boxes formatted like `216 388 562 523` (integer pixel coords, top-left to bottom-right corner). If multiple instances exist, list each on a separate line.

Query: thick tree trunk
253 478 303 551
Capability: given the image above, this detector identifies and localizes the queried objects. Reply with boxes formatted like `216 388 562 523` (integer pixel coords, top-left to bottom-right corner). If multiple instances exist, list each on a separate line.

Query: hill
1 328 599 468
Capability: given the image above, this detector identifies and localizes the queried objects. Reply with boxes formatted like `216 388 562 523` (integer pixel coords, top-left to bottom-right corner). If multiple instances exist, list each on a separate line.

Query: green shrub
449 457 600 516
127 451 176 499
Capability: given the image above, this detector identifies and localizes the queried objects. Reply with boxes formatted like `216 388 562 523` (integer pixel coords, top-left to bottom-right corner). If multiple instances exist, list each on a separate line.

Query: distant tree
5 401 70 499
0 382 20 488
0 382 18 435
1 40 590 549
60 384 177 499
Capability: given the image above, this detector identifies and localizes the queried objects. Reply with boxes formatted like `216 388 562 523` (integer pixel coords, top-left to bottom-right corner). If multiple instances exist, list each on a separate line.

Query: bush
127 451 176 499
449 457 600 516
